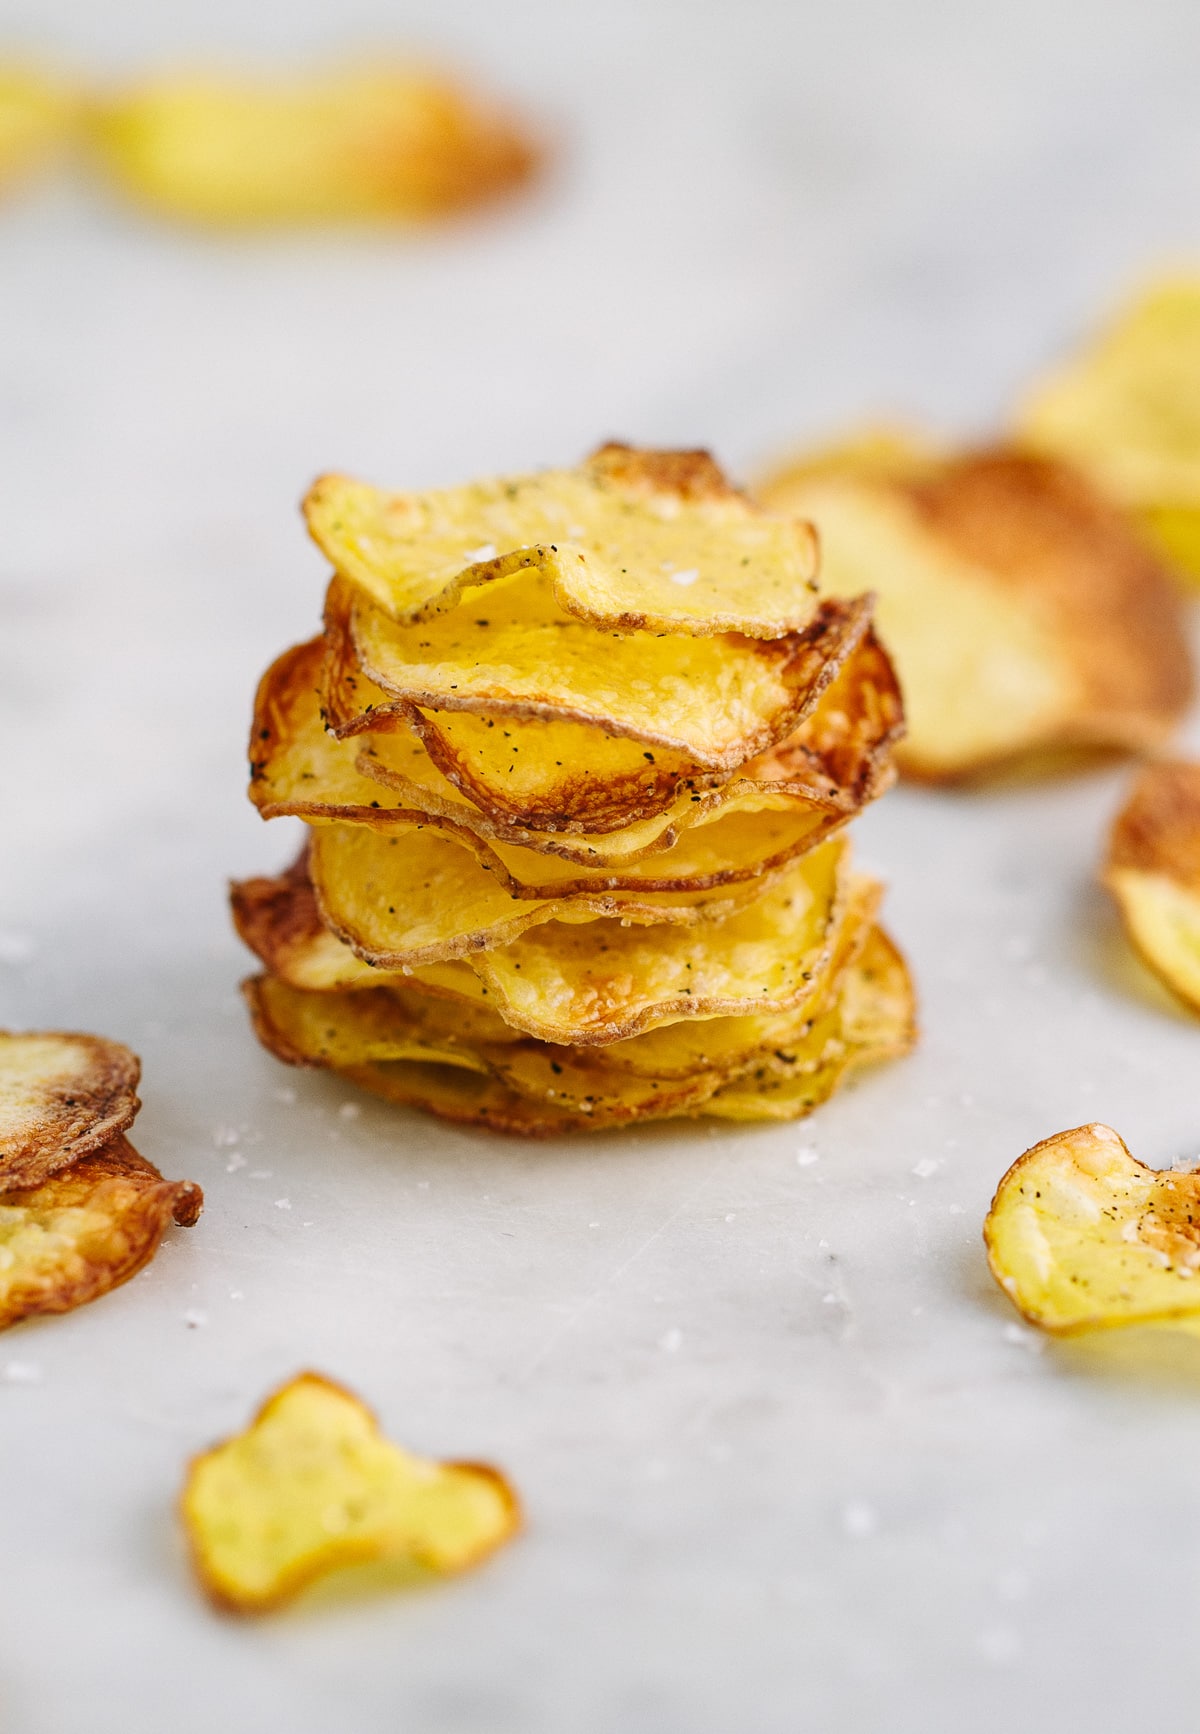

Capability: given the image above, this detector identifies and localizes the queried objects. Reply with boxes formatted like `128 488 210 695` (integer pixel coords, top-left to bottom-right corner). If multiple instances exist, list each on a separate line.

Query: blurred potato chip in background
0 63 79 197
181 1371 520 1613
89 59 541 226
1103 759 1200 1016
1018 279 1200 585
985 1123 1200 1334
757 443 1193 781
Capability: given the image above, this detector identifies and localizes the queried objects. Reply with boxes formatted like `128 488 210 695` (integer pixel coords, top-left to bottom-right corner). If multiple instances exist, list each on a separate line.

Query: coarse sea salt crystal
842 1501 876 1538
659 1327 683 1353
338 1101 361 1121
796 1145 819 1166
274 1198 292 1211
184 1309 207 1328
669 568 700 587
225 1151 246 1173
465 543 497 563
2 1360 42 1384
912 1158 940 1179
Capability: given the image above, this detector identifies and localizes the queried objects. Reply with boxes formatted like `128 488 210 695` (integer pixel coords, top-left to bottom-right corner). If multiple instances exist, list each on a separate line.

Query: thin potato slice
0 1137 202 1331
305 444 819 636
1017 280 1200 583
0 1030 140 1192
244 971 518 1070
181 1372 519 1613
0 64 79 195
308 822 789 972
759 447 1192 781
984 1123 1200 1333
703 925 915 1119
331 574 871 773
1103 758 1200 1014
91 64 538 227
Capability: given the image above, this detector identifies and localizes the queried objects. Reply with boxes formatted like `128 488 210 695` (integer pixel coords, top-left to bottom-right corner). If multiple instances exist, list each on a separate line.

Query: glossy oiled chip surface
0 1030 140 1191
0 65 77 193
91 63 537 225
1104 759 1200 1015
985 1123 1200 1333
759 448 1192 780
333 576 869 772
305 445 818 635
181 1372 519 1612
0 1137 202 1331
1018 280 1200 580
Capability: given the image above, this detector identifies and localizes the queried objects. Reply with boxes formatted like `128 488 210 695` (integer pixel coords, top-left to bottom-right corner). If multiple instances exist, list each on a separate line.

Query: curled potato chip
1017 280 1200 583
984 1123 1200 1333
758 446 1192 780
90 63 538 226
0 1030 140 1191
181 1371 519 1613
1103 759 1200 1015
326 573 870 773
305 445 819 636
0 65 78 195
0 1136 202 1331
244 970 517 1070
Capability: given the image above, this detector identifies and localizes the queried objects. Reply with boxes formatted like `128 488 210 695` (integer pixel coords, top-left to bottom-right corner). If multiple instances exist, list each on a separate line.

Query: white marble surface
3 1 1200 1729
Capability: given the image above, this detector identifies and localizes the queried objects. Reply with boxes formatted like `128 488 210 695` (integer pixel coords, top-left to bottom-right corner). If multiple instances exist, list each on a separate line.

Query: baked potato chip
181 1371 519 1613
328 574 871 773
0 64 78 194
1103 759 1200 1014
758 447 1192 780
304 445 819 636
90 63 538 226
0 1030 140 1191
1017 280 1200 583
244 970 517 1070
0 1137 202 1331
984 1122 1200 1333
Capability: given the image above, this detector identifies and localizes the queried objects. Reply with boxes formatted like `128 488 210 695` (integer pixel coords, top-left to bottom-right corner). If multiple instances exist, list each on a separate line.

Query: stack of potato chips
232 445 915 1134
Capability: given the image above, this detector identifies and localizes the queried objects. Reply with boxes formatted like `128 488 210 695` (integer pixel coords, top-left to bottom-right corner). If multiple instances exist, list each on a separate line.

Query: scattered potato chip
181 1371 519 1613
1017 280 1200 583
0 1136 202 1331
984 1123 1200 1333
330 576 869 775
90 62 538 226
0 64 78 195
305 445 819 636
1103 758 1200 1015
758 446 1192 780
0 1030 140 1191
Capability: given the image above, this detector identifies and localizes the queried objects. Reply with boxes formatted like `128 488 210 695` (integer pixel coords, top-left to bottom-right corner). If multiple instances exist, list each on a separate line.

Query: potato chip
0 64 78 195
325 575 870 774
0 1030 141 1191
90 63 538 226
1017 280 1200 583
181 1371 519 1613
984 1123 1200 1333
0 1137 202 1331
758 447 1192 780
1103 758 1200 1015
304 445 819 636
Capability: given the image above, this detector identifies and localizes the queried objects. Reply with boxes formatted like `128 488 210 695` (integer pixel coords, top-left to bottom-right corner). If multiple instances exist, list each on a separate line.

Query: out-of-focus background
3 3 1200 1732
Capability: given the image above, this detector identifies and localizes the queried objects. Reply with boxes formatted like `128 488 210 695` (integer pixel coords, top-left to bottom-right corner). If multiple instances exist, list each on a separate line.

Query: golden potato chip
90 63 538 226
1103 758 1200 1015
704 925 915 1119
304 445 819 636
758 447 1192 780
181 1371 519 1613
984 1122 1200 1333
0 1136 202 1331
325 573 870 774
1017 280 1200 583
0 65 78 195
0 1030 140 1191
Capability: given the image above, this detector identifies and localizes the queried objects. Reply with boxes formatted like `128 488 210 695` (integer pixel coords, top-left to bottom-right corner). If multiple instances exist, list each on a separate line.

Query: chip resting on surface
0 1137 202 1331
0 1030 141 1191
985 1123 1200 1333
1017 279 1200 584
305 445 819 635
181 1372 520 1613
89 62 539 226
0 64 78 195
1103 759 1200 1015
757 444 1193 780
